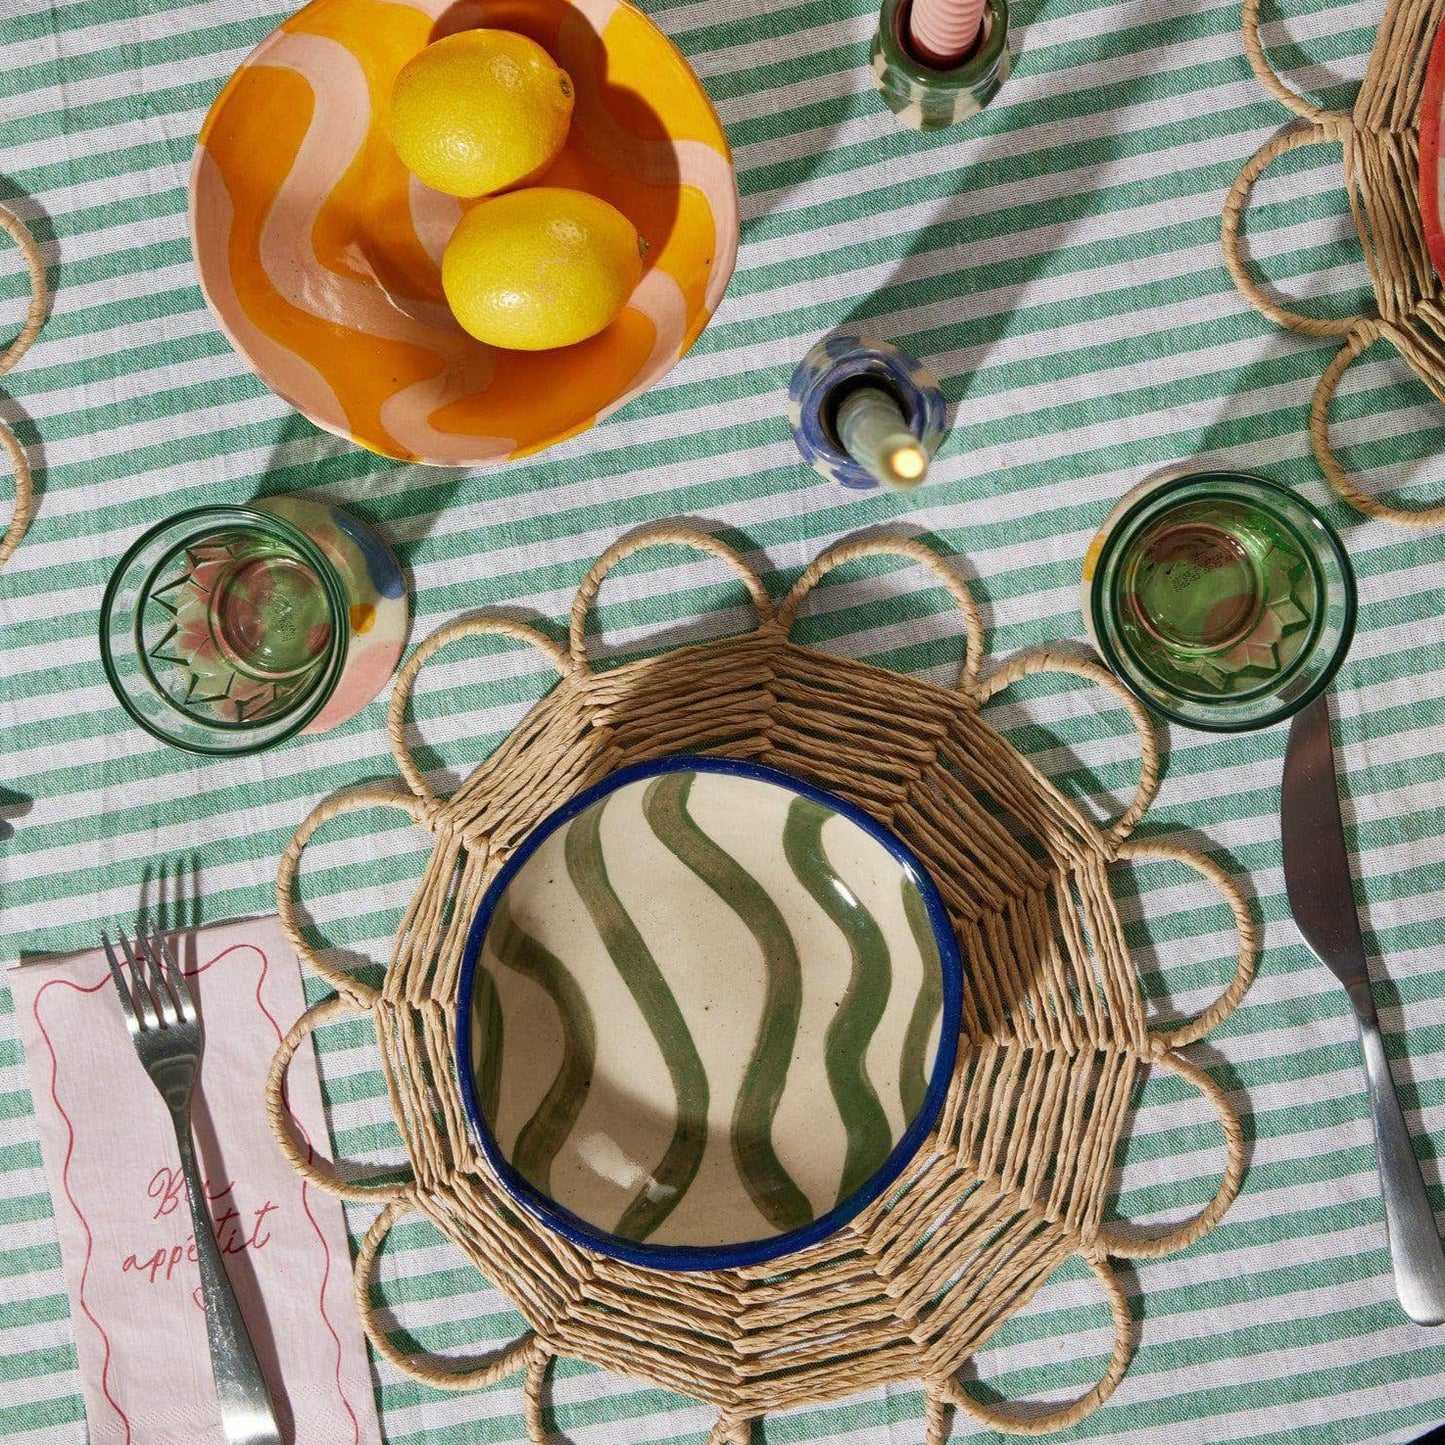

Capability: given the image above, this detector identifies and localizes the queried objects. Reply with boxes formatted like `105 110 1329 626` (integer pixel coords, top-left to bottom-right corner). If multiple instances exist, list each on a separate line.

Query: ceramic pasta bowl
190 0 738 465
456 755 963 1270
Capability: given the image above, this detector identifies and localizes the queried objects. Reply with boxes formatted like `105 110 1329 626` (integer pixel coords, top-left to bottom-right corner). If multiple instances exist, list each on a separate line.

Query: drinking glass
100 506 350 754
1083 471 1356 731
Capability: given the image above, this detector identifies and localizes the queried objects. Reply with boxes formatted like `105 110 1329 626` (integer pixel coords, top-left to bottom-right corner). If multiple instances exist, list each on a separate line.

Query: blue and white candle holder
788 331 947 491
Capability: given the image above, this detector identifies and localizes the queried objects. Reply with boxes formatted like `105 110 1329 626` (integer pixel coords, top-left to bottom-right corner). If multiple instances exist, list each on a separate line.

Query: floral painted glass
100 506 350 754
1083 472 1356 732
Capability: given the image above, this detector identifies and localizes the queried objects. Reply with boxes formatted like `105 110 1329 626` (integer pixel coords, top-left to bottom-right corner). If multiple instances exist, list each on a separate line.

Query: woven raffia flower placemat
1223 0 1445 528
265 526 1256 1440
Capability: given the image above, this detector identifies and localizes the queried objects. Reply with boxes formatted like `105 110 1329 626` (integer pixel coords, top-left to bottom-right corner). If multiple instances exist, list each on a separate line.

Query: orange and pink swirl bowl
190 0 738 466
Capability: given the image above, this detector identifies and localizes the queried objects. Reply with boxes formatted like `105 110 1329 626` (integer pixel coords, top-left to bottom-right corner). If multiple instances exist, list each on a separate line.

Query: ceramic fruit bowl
190 0 738 466
456 756 964 1271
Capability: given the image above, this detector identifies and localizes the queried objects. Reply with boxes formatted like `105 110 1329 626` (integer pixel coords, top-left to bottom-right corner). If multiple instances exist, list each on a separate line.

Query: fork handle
171 1116 284 1445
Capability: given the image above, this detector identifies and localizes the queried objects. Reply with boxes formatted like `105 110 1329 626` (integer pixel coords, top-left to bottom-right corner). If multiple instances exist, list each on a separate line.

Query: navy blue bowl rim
455 752 966 1274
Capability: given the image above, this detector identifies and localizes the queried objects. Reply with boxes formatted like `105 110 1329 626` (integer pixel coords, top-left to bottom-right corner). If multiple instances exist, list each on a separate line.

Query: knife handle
1356 1012 1445 1325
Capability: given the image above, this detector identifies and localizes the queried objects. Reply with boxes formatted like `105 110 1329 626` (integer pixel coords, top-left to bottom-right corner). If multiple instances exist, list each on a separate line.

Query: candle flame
887 444 928 485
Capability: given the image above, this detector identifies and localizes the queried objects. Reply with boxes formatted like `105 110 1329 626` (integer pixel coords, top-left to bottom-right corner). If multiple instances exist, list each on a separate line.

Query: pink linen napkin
10 916 383 1445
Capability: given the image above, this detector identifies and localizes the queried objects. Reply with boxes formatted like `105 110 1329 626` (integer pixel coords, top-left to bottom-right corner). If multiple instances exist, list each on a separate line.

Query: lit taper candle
836 386 929 489
788 331 946 492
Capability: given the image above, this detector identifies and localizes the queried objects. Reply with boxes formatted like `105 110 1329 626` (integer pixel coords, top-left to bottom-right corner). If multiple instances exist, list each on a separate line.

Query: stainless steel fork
103 927 282 1445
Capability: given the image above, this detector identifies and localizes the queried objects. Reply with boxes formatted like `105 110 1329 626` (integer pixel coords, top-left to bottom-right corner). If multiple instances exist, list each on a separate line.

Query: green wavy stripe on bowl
898 875 946 1123
489 892 597 1199
782 796 894 1205
474 961 505 1129
566 793 709 1241
641 772 813 1233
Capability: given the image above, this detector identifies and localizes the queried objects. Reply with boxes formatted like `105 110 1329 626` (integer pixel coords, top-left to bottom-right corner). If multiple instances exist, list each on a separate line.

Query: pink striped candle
908 0 986 66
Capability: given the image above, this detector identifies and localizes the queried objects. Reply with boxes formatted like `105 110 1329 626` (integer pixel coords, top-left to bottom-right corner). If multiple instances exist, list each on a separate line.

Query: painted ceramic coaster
253 495 408 732
456 755 963 1270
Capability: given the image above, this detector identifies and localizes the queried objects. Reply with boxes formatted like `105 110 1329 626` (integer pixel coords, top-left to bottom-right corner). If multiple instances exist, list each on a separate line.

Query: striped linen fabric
2 0 1445 1441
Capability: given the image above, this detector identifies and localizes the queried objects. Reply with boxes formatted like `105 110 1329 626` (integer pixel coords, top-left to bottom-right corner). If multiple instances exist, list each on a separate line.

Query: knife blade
1281 693 1445 1325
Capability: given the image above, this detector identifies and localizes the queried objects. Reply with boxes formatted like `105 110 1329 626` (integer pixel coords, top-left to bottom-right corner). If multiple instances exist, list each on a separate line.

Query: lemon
442 188 644 350
387 29 574 198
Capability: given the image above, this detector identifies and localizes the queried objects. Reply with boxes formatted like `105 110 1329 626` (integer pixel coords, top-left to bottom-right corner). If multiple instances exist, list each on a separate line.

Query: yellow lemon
441 188 644 350
387 29 574 198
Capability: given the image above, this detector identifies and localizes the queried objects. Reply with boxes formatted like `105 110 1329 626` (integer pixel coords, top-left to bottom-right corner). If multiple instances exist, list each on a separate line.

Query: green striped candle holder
871 0 1011 131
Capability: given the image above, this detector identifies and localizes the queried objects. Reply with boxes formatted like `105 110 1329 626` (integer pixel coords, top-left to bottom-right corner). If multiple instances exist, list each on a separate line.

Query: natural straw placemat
267 526 1255 1439
1223 0 1445 528
0 204 44 571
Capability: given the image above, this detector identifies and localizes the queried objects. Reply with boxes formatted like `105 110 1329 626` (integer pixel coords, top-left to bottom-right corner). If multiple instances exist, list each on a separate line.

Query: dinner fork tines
103 928 282 1445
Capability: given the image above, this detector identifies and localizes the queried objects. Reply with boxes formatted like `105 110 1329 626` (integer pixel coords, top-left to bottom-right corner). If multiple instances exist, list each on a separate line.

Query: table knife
1281 692 1445 1325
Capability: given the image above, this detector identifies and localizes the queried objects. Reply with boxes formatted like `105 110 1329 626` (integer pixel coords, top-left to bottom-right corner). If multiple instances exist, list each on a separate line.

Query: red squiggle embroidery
244 944 363 1445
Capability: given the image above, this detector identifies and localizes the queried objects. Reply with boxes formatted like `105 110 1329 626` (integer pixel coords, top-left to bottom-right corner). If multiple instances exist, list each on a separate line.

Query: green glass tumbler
100 506 351 754
1082 471 1356 732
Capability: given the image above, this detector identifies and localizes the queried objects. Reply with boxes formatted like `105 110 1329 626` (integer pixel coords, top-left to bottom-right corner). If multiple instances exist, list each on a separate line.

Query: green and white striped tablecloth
4 0 1445 1440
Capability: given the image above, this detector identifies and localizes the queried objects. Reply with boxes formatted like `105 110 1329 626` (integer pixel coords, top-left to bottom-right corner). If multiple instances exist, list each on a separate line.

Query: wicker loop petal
354 1193 545 1389
0 419 33 571
569 524 773 670
924 1387 950 1445
976 648 1160 847
1239 0 1334 121
0 205 46 378
0 205 44 572
1221 124 1364 340
943 1251 1133 1435
1097 1048 1246 1260
706 1417 754 1445
522 1348 563 1444
265 993 413 1201
1116 839 1258 1049
388 616 573 802
1229 0 1445 527
1309 319 1445 527
776 535 984 695
277 784 437 997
